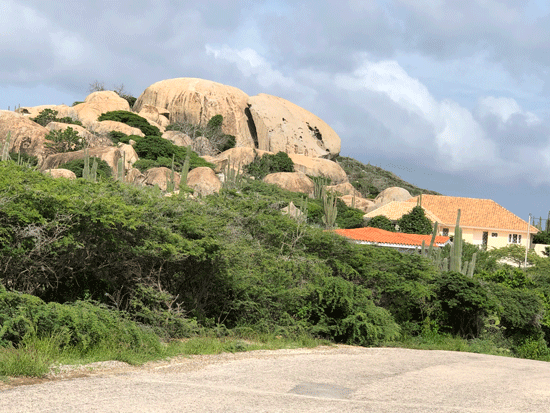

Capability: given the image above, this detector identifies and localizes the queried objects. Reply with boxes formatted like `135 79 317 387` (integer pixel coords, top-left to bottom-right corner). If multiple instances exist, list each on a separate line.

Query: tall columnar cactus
117 152 126 181
322 190 338 229
1 131 11 162
181 146 191 186
450 209 462 272
165 155 177 193
90 158 98 182
82 148 90 180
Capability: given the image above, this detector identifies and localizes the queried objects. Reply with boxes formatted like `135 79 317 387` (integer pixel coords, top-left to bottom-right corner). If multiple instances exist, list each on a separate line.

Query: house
364 195 538 250
333 227 451 253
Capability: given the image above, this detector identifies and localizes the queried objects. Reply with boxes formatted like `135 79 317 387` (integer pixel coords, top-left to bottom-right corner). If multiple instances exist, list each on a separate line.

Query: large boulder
117 143 139 169
162 131 192 147
45 122 102 147
248 93 341 158
40 146 123 175
340 195 375 212
0 111 52 161
367 187 413 213
187 167 222 196
326 182 361 197
43 168 77 180
17 104 78 120
138 105 170 130
134 78 255 148
288 154 348 184
73 91 130 126
89 120 145 138
139 167 181 191
263 172 315 196
204 147 270 173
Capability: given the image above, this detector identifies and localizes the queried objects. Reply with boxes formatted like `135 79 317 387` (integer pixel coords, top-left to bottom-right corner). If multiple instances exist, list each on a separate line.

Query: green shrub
397 205 433 234
366 215 395 232
9 152 38 167
246 151 294 179
31 109 82 127
98 111 160 136
59 158 112 179
45 127 86 153
108 131 128 145
132 136 213 171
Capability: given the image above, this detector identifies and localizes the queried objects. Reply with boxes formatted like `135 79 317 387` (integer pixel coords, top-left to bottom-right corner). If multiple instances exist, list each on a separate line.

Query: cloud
477 96 540 125
335 56 501 169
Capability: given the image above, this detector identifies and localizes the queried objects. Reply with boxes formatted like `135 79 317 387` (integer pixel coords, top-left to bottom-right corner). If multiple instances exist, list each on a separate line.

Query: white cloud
335 57 501 168
205 45 298 90
478 96 540 124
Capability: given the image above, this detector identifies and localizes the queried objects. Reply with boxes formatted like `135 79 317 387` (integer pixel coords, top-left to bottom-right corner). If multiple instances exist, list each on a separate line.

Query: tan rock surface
17 104 78 120
367 187 413 213
186 167 222 196
43 168 77 180
206 147 270 173
73 91 130 126
326 182 361 197
134 78 254 148
340 195 375 212
288 154 348 184
117 143 139 169
0 111 52 161
90 120 145 138
40 147 123 175
125 167 143 184
248 93 341 158
45 122 97 147
140 167 181 191
138 105 170 130
281 201 304 220
162 131 193 147
263 172 315 196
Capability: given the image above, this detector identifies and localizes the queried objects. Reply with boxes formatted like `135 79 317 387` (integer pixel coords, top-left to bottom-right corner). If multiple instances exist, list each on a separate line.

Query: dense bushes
31 109 83 127
1 162 550 361
45 127 86 153
246 151 295 179
59 157 112 179
98 111 160 136
366 215 395 232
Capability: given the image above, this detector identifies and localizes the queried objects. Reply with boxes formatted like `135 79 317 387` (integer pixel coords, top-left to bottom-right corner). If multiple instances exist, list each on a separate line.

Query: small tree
397 205 433 235
45 127 86 153
366 215 395 232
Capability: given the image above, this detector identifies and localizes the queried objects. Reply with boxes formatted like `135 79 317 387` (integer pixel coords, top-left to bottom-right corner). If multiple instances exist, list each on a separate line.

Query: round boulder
263 172 315 196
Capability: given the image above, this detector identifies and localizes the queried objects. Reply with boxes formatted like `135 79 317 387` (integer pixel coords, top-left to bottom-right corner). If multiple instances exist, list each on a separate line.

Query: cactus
313 176 331 199
90 158 98 182
1 131 11 162
117 152 126 181
180 146 191 186
222 155 244 190
82 148 90 180
322 189 338 229
450 210 462 272
165 155 176 193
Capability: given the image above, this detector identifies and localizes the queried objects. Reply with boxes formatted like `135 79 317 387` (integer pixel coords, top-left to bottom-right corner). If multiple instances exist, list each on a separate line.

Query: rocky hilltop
0 77 433 215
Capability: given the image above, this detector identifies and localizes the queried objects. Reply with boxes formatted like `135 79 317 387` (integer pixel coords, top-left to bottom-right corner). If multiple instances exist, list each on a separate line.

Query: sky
1 0 549 224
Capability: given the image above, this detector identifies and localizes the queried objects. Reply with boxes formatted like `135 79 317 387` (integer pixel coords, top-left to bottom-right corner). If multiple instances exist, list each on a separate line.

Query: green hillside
337 156 441 198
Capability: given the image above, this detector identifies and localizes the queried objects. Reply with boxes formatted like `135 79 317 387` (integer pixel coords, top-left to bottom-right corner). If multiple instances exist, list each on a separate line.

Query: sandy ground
1 345 550 412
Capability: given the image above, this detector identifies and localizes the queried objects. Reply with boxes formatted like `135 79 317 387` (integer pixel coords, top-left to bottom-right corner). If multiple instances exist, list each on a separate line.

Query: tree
488 244 538 268
366 215 395 232
397 206 433 234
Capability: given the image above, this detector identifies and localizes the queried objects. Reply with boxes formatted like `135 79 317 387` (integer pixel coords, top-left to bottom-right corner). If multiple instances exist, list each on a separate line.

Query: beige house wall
438 226 533 250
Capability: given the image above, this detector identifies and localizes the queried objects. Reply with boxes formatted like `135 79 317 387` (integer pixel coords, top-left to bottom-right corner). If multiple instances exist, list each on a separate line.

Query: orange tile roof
405 195 538 233
333 227 450 248
364 201 443 223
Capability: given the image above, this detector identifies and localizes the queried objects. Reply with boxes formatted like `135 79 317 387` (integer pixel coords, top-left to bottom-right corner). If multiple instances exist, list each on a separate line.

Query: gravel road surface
1 345 549 412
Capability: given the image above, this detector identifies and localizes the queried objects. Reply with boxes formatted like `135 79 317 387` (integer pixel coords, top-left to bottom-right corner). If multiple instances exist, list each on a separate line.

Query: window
491 233 498 237
508 234 522 244
442 228 449 236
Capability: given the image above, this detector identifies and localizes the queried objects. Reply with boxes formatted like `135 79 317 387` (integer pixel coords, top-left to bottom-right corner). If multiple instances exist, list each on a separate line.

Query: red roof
333 227 450 248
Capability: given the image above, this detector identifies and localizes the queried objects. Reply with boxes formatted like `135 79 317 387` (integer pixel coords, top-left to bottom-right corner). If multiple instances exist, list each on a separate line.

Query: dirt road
1 346 550 412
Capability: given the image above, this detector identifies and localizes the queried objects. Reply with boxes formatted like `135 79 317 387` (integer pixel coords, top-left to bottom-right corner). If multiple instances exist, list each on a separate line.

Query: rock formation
138 105 170 130
186 167 222 196
0 111 52 161
263 172 315 196
45 122 99 147
326 182 362 197
366 187 413 213
339 195 375 212
248 93 341 158
90 120 145 137
138 167 181 191
17 104 77 120
134 78 255 148
288 154 348 184
162 131 193 147
43 168 77 180
40 146 123 175
73 91 130 126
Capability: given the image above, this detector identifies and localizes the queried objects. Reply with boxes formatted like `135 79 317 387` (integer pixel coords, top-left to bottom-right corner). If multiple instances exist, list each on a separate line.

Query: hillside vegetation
2 158 550 379
337 156 441 199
